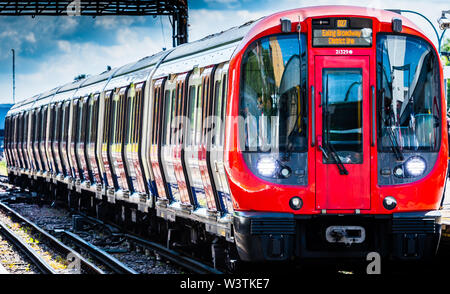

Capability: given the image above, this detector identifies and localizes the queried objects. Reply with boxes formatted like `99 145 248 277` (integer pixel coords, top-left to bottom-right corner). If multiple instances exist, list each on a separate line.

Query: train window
78 98 88 145
71 100 79 145
195 85 203 145
34 110 40 144
62 103 69 143
170 90 177 145
220 74 228 146
163 90 172 145
103 92 112 145
126 91 134 145
134 86 143 144
201 77 209 145
322 68 363 164
151 88 159 145
240 33 308 153
54 105 60 143
118 90 126 144
89 95 99 145
41 107 47 146
110 92 119 144
49 106 55 146
377 34 441 152
23 113 28 167
213 80 222 146
42 107 48 169
53 104 61 173
187 85 196 146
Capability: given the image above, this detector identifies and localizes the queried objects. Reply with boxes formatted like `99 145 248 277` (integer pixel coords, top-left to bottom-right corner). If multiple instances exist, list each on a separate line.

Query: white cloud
24 32 36 43
2 25 165 103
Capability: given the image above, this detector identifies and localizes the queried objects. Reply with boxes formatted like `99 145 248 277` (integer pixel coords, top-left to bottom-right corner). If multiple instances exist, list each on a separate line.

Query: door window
322 69 363 164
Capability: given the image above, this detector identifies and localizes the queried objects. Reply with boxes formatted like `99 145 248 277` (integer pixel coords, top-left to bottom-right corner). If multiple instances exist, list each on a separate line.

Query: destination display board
312 18 373 47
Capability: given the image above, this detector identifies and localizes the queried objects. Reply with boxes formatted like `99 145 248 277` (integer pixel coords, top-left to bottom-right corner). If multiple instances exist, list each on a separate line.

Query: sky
0 0 449 104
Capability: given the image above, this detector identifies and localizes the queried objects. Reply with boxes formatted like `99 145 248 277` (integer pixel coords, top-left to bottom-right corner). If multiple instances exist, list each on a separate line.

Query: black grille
250 219 296 235
392 218 436 234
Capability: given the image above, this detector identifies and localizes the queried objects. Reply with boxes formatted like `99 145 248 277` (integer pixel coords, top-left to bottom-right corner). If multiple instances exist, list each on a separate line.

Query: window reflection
323 69 363 164
240 34 308 153
377 35 440 152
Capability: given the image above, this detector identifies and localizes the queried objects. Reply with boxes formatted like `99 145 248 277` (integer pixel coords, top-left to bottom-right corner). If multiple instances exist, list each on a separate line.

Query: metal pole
11 49 15 104
388 9 446 54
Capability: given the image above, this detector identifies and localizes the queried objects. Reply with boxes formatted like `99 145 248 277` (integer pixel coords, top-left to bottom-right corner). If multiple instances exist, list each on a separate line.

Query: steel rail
60 230 138 274
0 202 104 274
125 233 223 274
0 220 56 274
73 211 222 274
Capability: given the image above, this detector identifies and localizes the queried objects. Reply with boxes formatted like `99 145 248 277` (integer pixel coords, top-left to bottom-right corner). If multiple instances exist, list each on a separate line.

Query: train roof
6 5 428 116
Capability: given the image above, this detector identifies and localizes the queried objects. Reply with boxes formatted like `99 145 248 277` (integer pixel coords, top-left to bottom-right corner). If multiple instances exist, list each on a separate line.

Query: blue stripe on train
147 180 158 198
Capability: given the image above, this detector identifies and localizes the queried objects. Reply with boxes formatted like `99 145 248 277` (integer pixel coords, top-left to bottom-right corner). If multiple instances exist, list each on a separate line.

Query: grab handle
311 85 315 147
371 85 376 147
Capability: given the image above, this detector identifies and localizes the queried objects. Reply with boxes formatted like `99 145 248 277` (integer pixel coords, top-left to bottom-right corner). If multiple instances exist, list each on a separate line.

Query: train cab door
314 55 371 211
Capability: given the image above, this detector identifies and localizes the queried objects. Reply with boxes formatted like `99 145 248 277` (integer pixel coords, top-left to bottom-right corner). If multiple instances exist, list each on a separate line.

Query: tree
442 38 450 108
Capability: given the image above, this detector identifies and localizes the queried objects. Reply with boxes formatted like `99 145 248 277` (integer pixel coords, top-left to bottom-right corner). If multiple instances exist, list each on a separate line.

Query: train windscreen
377 34 441 152
240 33 308 153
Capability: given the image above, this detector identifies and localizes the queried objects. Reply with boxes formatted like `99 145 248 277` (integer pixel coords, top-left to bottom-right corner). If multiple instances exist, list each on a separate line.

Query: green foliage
443 38 450 109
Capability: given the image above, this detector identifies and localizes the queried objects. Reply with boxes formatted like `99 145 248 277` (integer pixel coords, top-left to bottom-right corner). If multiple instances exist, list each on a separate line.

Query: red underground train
4 5 449 267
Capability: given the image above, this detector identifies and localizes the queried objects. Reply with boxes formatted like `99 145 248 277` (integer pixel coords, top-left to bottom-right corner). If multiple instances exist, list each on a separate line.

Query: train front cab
228 8 447 263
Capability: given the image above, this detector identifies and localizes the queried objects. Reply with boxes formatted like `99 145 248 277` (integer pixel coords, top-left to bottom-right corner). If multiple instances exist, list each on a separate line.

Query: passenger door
149 78 169 200
315 56 371 210
76 96 90 183
101 90 115 189
209 64 233 214
124 82 147 194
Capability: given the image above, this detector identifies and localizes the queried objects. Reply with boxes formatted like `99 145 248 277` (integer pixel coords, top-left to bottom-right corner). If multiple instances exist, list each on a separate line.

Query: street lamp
388 9 449 55
438 10 450 30
11 49 15 104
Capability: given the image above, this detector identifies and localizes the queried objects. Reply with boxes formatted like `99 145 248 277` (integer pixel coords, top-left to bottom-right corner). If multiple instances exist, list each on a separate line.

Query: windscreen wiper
387 126 404 161
326 143 349 175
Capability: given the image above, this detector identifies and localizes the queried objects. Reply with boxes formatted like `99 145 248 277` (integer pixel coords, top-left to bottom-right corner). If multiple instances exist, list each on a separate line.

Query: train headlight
289 196 303 210
257 157 277 177
405 156 426 177
383 196 397 210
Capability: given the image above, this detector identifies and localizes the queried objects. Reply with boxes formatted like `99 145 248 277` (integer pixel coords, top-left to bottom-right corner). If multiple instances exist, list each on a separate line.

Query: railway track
74 211 222 274
0 218 56 274
0 193 221 274
0 201 104 274
58 230 138 274
125 233 222 274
